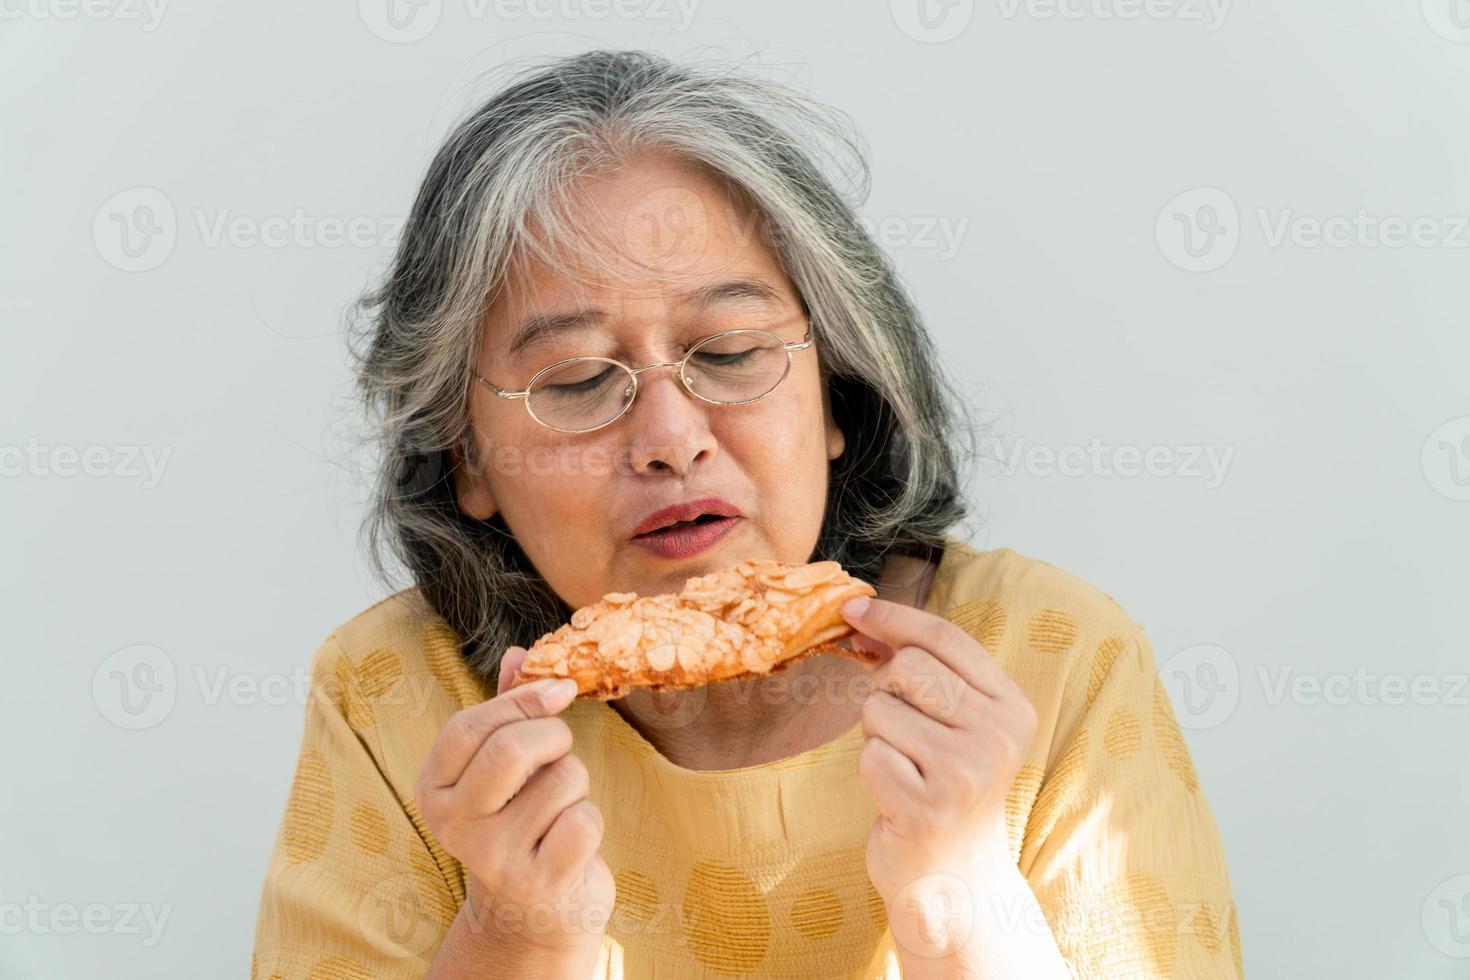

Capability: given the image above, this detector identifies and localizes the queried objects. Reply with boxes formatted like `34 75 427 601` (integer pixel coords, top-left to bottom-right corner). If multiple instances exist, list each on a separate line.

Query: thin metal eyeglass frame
474 320 816 434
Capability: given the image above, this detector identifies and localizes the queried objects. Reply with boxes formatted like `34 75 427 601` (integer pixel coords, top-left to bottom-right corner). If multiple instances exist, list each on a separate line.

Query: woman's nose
621 366 718 476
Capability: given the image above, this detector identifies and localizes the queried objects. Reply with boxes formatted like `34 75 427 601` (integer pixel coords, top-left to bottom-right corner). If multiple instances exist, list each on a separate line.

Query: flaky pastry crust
508 558 879 700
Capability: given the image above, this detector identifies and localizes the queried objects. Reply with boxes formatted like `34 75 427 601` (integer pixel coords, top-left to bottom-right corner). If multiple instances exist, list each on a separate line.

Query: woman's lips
630 515 742 559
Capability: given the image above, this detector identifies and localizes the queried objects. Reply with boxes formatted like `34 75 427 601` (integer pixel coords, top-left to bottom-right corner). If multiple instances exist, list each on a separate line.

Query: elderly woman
252 50 1241 979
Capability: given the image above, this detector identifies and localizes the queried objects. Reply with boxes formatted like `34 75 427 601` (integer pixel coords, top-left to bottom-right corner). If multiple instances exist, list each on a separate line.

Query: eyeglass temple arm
474 376 529 400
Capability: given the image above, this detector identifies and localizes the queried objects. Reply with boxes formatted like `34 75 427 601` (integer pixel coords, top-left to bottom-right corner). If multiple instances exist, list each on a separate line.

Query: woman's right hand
416 646 613 975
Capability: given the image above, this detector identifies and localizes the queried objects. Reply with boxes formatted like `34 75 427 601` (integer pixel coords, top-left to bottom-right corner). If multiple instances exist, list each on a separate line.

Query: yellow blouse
252 534 1243 978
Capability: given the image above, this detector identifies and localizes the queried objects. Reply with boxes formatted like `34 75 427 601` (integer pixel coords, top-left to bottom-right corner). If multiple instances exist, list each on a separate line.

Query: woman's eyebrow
507 310 602 360
681 277 784 310
505 278 784 360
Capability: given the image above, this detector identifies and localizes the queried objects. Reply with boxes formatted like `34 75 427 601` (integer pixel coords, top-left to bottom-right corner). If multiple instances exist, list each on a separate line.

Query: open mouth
638 514 727 536
630 513 742 558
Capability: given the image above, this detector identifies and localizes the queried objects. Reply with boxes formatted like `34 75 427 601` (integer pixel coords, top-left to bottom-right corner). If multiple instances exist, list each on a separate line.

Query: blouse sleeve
251 634 461 979
1018 627 1245 979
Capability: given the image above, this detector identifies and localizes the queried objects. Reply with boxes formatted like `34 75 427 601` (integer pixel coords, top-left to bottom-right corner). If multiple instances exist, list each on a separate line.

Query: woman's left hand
839 595 1040 951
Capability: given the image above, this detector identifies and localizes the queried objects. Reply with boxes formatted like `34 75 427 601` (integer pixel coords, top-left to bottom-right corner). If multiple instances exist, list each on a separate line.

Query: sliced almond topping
780 560 842 590
515 555 875 698
646 644 677 672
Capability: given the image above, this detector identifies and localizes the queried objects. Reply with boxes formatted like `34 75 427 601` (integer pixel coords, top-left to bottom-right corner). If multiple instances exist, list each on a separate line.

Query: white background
3 1 1468 976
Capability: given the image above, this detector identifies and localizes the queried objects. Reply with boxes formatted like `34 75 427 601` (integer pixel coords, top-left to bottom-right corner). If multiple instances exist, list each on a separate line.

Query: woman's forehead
496 156 784 308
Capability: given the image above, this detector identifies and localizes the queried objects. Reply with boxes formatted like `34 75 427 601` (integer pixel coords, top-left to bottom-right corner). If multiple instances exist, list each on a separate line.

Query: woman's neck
609 552 939 771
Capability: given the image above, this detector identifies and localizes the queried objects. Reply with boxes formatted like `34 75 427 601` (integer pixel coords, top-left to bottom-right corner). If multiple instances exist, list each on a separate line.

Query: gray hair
345 48 982 680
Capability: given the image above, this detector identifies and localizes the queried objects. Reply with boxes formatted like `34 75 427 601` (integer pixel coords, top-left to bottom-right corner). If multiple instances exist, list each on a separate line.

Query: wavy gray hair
345 48 981 680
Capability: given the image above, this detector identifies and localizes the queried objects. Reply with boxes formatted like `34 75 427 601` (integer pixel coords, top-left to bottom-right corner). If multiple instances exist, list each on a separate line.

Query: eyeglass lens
526 330 792 431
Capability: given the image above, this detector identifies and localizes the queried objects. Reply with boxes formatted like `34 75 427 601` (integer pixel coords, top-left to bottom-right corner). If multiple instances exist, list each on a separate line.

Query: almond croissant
508 558 879 700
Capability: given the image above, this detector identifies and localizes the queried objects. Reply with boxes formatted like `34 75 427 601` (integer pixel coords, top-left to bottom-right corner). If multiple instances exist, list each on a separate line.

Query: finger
861 689 950 779
872 646 984 727
846 630 898 663
497 646 529 697
452 715 574 813
857 734 923 816
502 752 591 847
535 798 606 890
840 597 1009 696
419 681 575 792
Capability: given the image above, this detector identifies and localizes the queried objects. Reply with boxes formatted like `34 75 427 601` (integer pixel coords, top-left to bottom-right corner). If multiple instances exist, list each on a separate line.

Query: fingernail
540 678 578 706
842 597 871 618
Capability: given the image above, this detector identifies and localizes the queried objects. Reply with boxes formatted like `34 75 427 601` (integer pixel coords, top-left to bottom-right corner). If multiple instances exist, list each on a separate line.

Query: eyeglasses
474 320 817 434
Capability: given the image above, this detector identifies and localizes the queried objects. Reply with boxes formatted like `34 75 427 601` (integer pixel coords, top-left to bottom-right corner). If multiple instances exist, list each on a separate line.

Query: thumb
496 645 528 697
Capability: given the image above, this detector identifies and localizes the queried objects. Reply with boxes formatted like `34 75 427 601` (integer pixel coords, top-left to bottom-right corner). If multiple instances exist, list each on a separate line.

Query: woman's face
454 151 846 610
